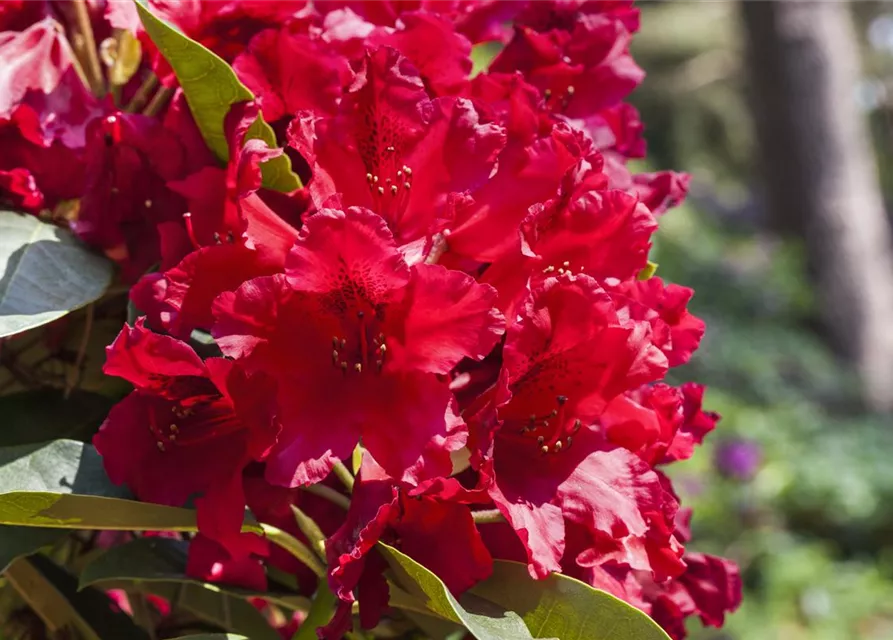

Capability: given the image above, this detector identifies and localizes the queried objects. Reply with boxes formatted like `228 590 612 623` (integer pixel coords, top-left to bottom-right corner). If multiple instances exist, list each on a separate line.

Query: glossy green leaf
134 0 301 193
6 555 149 640
471 561 672 640
80 538 279 640
0 211 113 338
138 581 280 640
380 544 536 640
0 491 201 530
380 544 671 640
80 537 308 611
0 439 129 498
292 582 336 640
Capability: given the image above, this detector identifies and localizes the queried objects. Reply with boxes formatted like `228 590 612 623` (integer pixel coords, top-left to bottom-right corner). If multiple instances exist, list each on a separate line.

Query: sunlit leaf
380 544 671 640
81 536 308 612
0 211 112 339
133 0 301 193
6 555 148 640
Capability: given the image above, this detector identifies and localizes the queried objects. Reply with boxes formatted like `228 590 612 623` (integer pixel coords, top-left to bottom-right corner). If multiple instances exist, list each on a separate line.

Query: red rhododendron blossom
601 382 720 466
288 47 504 250
482 157 655 324
0 18 103 148
608 277 705 368
94 321 279 555
130 101 300 339
317 1 523 45
72 112 195 281
322 457 492 639
213 206 504 487
186 533 269 592
444 117 595 264
490 2 643 142
25 0 742 635
646 551 742 640
233 26 353 123
477 274 678 580
107 0 310 81
0 106 83 211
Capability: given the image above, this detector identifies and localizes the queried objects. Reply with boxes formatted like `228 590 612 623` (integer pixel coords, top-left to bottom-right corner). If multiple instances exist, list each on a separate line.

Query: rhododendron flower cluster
0 1 740 638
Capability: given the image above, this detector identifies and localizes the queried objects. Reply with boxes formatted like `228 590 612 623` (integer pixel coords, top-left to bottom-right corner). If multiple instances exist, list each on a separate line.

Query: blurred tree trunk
741 1 893 412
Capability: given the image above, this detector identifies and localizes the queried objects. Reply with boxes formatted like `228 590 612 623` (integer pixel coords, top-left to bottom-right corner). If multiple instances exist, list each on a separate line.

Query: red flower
94 320 279 554
0 18 104 148
481 155 655 324
444 119 593 264
186 533 269 592
130 101 300 338
364 11 474 97
475 274 679 580
288 47 504 248
609 278 705 368
317 1 523 45
0 106 83 211
213 206 504 486
233 26 353 123
107 0 309 82
73 112 194 281
491 2 643 128
602 383 720 466
322 456 492 639
647 551 742 639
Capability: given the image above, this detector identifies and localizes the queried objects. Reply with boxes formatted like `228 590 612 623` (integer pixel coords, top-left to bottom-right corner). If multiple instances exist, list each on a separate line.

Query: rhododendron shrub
0 1 740 639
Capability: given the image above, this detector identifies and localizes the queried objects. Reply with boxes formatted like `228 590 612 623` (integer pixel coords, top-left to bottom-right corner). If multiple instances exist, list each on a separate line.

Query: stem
303 484 350 511
472 509 505 524
65 303 93 399
261 523 326 579
70 0 105 97
125 73 159 113
291 506 327 560
129 590 157 640
142 86 175 118
332 460 355 493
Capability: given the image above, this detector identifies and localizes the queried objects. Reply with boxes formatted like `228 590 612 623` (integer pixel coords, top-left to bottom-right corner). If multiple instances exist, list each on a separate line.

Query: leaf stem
261 523 326 579
70 0 105 97
472 509 505 524
332 460 355 493
291 506 327 560
142 86 175 118
124 73 159 113
303 484 350 511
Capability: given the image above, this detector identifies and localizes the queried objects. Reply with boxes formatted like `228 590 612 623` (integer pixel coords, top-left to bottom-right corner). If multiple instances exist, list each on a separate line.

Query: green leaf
6 555 149 640
380 543 536 640
141 581 280 640
380 544 672 640
0 211 113 339
0 439 195 531
80 537 308 612
0 439 129 497
0 525 65 572
638 261 659 280
133 0 301 193
471 560 672 640
81 538 281 640
292 582 336 640
0 390 116 446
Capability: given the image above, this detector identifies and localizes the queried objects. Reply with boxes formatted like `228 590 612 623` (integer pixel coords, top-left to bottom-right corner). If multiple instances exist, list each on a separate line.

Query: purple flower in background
714 438 762 481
